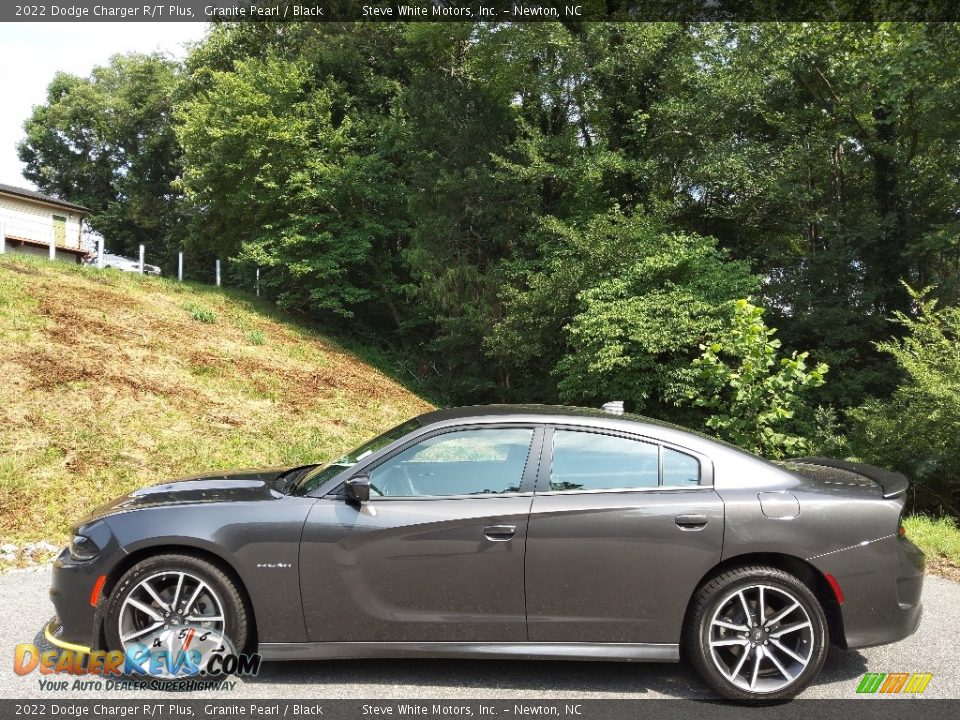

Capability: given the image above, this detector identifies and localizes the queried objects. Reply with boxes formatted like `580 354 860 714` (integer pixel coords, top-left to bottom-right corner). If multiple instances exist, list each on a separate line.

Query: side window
550 430 658 491
663 448 700 486
368 428 533 497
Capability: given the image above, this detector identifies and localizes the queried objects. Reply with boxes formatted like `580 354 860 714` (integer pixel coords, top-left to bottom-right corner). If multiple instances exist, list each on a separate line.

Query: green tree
488 210 757 410
686 300 828 458
176 25 409 320
18 53 185 266
651 23 960 408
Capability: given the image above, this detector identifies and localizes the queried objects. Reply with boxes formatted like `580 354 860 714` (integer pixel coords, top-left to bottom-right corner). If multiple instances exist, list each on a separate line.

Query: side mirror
345 476 371 503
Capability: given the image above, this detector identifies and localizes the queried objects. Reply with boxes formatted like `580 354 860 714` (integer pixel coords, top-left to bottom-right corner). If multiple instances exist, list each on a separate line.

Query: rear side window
550 430 659 491
662 448 700 486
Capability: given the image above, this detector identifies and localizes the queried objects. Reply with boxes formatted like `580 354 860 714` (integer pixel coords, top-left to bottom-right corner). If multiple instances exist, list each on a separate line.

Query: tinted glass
663 448 700 486
550 430 658 491
292 419 421 495
368 428 534 497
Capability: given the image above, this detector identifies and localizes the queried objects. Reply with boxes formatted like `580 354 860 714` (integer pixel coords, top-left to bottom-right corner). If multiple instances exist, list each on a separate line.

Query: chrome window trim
536 425 714 494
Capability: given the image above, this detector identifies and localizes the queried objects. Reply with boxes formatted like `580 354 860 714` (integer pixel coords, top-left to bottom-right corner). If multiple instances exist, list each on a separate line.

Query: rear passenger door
525 426 724 644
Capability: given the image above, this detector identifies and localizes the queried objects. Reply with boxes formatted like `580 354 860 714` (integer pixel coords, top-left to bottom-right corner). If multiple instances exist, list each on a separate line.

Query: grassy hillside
0 253 432 548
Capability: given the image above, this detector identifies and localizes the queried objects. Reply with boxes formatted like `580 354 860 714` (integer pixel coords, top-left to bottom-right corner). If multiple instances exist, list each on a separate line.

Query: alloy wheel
707 583 815 694
117 570 227 672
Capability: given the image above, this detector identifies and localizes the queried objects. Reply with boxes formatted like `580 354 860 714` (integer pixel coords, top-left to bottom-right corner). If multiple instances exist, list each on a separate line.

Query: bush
683 300 828 459
850 286 960 513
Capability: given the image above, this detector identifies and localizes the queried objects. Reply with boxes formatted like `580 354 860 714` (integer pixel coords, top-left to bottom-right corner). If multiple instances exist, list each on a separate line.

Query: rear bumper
810 534 924 649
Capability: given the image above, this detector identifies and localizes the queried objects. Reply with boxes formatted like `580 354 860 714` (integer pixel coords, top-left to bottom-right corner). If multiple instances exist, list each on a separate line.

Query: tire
684 565 829 703
104 553 249 675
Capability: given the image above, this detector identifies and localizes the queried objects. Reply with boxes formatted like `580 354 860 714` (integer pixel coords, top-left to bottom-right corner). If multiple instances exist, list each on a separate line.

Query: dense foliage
17 22 960 507
687 300 828 459
850 287 960 511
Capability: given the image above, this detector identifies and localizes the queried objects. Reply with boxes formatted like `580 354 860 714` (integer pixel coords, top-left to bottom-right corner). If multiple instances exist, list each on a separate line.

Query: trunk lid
777 456 909 499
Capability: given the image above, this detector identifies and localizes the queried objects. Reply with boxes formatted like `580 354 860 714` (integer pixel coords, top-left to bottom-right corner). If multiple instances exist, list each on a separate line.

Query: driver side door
299 424 543 642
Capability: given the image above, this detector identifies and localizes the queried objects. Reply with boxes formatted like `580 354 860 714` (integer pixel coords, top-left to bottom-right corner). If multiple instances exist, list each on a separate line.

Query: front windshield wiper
275 464 318 494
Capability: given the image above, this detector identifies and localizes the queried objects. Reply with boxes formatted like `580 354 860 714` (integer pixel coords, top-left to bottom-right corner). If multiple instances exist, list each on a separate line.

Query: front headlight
69 534 100 561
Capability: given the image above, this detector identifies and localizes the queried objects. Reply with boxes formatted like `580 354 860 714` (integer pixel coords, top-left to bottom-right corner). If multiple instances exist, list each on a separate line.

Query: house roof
0 183 89 214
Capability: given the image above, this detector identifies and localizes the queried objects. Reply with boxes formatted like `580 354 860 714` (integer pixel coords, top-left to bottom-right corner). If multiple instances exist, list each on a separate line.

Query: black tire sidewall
103 554 248 658
688 566 829 703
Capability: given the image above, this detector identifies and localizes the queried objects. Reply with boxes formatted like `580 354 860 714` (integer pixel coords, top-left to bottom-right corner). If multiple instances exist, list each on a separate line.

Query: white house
0 183 89 264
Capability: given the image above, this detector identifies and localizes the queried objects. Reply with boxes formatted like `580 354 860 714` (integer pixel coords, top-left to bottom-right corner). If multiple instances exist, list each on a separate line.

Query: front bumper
49 548 104 651
44 616 92 654
812 534 925 650
48 520 125 652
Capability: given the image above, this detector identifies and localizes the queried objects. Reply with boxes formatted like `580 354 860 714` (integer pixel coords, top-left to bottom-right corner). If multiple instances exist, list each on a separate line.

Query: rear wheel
685 565 828 702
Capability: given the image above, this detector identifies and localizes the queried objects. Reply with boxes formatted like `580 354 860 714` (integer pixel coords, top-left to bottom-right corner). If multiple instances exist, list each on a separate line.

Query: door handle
483 524 517 541
675 514 708 530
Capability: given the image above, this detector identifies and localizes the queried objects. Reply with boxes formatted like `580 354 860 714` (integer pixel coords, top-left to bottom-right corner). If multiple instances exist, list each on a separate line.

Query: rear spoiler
791 457 909 499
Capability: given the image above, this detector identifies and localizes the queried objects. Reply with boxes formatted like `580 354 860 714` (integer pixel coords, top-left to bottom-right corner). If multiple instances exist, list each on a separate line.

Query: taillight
898 509 907 538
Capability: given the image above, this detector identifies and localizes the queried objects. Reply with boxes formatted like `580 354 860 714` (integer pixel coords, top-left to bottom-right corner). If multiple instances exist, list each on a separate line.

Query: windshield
291 418 421 496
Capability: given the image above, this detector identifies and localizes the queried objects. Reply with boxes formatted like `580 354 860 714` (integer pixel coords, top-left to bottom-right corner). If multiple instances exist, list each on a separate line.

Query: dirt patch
38 300 129 343
926 556 960 583
1 263 41 276
10 347 195 401
224 349 412 411
10 349 99 389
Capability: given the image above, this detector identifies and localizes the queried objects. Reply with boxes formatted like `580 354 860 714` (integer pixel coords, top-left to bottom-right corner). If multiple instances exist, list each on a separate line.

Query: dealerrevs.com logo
15 624 261 691
856 672 934 695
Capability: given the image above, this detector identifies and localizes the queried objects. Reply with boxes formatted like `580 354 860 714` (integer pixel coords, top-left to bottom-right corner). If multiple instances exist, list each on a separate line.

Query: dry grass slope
0 254 432 545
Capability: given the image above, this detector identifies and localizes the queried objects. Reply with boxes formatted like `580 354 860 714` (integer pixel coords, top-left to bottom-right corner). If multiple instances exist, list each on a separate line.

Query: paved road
0 570 956 700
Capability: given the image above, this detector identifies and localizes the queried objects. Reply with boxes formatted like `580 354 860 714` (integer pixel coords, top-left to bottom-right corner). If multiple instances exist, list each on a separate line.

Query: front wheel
104 553 249 677
685 565 829 702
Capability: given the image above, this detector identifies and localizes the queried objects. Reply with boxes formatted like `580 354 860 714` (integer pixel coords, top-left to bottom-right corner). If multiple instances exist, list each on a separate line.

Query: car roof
408 404 797 489
415 404 726 448
416 403 670 425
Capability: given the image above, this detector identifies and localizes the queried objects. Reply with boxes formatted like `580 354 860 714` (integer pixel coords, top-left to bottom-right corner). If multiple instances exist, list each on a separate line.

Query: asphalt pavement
0 570 956 700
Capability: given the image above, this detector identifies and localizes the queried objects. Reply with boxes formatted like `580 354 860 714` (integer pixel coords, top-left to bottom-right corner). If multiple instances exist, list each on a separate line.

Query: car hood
80 467 293 523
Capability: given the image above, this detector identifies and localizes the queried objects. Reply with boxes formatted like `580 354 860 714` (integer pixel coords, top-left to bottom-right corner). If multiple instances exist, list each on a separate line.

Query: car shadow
242 646 868 698
31 623 868 699
243 657 710 697
817 646 870 684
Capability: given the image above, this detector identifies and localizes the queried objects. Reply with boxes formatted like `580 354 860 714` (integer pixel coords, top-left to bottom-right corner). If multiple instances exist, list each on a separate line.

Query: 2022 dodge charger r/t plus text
47 404 924 701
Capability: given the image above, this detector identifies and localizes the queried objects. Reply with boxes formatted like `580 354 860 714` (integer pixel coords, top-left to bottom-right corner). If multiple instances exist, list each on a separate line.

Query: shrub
850 286 960 513
683 299 828 459
185 303 217 324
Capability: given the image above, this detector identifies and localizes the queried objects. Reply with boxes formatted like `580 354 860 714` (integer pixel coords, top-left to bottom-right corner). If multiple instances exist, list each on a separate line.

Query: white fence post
49 228 56 261
98 238 105 269
256 267 260 296
216 259 221 287
139 244 145 274
178 252 183 282
0 218 5 254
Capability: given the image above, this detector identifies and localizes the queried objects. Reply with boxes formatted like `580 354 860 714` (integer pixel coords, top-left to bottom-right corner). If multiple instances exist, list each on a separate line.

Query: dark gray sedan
47 404 923 701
